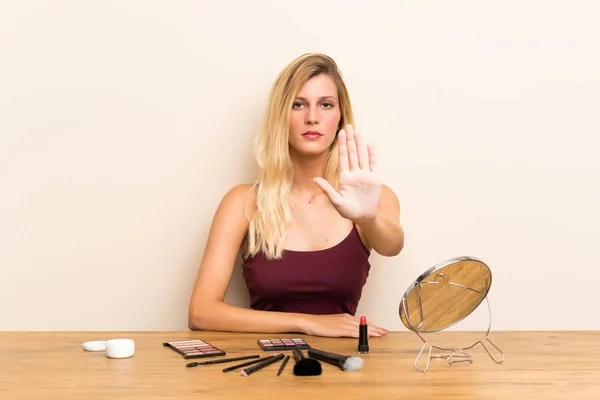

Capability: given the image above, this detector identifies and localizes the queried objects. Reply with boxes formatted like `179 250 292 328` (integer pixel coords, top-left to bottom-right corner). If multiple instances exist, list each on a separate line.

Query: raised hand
313 124 382 224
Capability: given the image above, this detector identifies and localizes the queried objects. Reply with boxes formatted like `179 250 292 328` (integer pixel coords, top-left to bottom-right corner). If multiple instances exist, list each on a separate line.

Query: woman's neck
290 152 328 199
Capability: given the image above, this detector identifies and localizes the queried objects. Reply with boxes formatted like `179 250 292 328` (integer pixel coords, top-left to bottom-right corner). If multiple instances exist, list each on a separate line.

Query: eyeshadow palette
257 338 311 351
162 339 226 359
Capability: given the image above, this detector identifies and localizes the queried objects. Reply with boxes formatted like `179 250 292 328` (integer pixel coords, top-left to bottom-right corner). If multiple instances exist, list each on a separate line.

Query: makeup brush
277 355 290 376
186 355 260 368
307 348 364 371
292 347 322 376
222 355 274 372
240 353 285 377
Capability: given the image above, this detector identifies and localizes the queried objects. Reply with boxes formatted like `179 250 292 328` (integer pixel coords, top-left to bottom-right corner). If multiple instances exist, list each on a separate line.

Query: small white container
106 339 135 359
82 338 135 358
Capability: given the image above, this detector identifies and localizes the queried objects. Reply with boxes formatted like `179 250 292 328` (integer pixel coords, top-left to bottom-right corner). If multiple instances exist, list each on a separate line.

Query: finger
367 143 378 174
362 316 387 335
337 129 349 174
313 177 342 205
367 326 382 337
369 323 388 335
345 124 359 170
353 129 369 170
368 324 386 336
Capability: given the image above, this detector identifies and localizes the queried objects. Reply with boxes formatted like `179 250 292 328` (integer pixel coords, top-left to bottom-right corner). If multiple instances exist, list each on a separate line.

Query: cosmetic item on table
222 355 275 372
291 347 322 376
358 316 369 354
162 339 226 359
82 339 135 359
186 355 260 368
277 355 290 376
257 337 311 351
240 353 285 377
307 348 364 371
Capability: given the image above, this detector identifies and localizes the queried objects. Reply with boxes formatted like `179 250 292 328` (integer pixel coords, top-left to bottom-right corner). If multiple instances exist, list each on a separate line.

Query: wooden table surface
1 330 598 399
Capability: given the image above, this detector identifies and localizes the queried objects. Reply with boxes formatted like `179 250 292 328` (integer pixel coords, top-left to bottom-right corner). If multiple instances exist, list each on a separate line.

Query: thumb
313 177 342 204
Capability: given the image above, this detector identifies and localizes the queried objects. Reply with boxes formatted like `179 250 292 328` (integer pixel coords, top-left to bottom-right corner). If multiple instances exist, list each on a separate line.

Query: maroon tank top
241 225 371 316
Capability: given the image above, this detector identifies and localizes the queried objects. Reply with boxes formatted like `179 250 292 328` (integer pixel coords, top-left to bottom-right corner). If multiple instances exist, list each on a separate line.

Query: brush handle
306 348 345 370
222 355 273 372
186 354 259 367
292 347 305 362
307 348 344 361
277 355 290 376
241 353 285 376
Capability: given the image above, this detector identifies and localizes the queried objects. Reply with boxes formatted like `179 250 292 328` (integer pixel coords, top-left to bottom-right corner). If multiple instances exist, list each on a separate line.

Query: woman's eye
292 102 304 109
322 103 333 109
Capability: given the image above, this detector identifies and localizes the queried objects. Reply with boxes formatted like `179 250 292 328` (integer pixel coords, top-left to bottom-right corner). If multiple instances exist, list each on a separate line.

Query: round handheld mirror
399 256 491 333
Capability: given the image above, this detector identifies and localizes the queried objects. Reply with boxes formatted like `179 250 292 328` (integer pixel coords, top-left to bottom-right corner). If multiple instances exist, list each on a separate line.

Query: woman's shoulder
225 183 257 197
219 183 257 218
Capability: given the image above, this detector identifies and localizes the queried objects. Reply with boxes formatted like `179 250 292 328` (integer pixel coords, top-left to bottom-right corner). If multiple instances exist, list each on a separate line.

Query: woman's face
288 74 341 157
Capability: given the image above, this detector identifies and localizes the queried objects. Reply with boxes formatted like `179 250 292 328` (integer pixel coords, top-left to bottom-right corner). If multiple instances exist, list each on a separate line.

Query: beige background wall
1 1 599 332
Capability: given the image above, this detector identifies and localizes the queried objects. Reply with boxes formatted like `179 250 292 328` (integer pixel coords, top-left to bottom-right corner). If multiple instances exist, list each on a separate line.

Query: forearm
189 300 307 334
356 212 404 256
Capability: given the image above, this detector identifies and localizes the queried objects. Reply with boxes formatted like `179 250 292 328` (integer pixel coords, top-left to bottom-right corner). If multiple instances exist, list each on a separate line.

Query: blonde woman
188 53 404 338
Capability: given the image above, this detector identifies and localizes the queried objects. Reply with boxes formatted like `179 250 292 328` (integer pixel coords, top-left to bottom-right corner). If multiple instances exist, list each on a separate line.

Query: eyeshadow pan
162 339 226 359
257 337 310 351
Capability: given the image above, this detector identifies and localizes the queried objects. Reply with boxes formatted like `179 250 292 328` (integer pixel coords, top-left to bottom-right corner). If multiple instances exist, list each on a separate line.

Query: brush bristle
293 359 322 376
342 356 364 371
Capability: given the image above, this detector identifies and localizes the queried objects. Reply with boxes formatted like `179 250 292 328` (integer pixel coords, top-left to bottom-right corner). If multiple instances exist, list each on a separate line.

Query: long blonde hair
244 53 355 260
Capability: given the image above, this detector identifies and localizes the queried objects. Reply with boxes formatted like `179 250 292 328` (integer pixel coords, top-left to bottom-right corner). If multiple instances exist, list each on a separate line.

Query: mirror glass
399 256 492 333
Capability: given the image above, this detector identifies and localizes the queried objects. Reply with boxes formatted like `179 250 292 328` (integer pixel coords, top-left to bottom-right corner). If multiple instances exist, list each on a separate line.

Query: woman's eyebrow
294 96 338 102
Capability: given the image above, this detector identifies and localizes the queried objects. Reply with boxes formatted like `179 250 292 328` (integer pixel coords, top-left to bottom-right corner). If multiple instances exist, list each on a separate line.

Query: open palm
314 124 382 222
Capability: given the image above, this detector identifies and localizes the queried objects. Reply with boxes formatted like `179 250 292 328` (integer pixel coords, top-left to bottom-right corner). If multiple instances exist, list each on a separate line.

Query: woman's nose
305 108 318 124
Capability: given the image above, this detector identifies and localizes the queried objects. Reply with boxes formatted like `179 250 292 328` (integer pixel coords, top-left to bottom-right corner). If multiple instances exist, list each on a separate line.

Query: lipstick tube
358 316 369 353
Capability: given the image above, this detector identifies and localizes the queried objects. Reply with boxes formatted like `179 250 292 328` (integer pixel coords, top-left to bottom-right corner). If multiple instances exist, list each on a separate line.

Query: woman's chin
290 146 331 158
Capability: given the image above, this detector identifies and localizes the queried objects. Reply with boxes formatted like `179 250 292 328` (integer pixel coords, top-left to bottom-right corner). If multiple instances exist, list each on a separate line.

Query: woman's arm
355 184 404 257
188 184 304 333
312 125 404 257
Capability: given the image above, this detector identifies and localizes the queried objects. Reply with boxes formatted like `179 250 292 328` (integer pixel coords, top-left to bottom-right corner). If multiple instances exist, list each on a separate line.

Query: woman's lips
302 131 322 139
